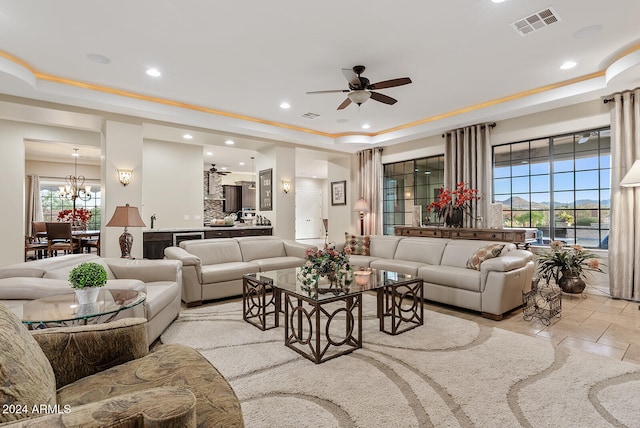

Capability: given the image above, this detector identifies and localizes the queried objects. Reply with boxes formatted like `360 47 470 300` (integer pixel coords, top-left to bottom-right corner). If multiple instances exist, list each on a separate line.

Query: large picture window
383 155 445 235
493 127 610 248
40 179 101 230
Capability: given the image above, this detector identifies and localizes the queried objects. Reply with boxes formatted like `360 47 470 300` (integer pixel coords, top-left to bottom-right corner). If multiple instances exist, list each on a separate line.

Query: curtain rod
603 89 638 103
441 122 496 138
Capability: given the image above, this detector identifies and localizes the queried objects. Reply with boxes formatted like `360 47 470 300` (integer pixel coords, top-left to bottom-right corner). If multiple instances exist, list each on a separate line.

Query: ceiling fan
307 65 412 110
209 164 230 175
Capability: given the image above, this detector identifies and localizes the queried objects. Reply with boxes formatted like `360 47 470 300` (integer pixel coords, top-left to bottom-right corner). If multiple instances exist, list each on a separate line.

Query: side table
522 279 561 326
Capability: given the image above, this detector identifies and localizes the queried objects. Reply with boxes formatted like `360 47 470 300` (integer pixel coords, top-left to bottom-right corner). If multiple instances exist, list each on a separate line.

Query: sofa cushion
418 265 481 292
253 257 305 271
201 262 259 284
181 239 242 266
348 254 382 268
43 257 116 281
143 281 180 321
393 238 448 265
466 243 505 270
239 238 286 261
0 303 57 423
368 236 403 259
370 259 424 276
345 234 370 256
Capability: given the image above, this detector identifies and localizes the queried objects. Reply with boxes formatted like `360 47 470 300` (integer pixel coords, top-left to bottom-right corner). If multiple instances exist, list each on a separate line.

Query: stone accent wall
204 171 224 223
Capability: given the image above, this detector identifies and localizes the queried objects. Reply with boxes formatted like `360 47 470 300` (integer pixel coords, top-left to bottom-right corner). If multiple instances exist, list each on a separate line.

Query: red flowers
427 182 481 218
57 208 93 223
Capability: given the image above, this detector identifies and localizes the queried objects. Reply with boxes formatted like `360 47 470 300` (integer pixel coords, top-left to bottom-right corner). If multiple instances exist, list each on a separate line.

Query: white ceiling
5 1 640 172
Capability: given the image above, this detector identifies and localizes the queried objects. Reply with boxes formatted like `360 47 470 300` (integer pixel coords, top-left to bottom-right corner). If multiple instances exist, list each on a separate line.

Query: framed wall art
259 168 273 211
331 180 346 206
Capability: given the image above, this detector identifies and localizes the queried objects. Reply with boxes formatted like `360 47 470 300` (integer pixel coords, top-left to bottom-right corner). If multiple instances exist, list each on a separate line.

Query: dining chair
31 221 47 242
82 235 101 256
45 222 80 257
24 235 48 261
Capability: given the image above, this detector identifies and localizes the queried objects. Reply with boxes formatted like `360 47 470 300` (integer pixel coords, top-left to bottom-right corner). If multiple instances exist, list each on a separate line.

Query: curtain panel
357 148 383 235
608 88 640 301
443 124 492 228
26 174 44 236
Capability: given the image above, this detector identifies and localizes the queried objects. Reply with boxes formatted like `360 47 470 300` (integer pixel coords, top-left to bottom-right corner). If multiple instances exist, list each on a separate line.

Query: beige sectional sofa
341 235 535 320
0 254 182 344
164 236 315 306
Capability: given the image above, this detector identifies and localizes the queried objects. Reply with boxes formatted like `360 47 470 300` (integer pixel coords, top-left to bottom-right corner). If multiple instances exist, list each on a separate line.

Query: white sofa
164 236 315 306
0 254 182 344
342 235 535 320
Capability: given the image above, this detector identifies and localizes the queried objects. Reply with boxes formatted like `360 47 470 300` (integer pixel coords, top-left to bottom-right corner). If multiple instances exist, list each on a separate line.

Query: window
40 179 101 230
493 127 610 248
383 155 445 235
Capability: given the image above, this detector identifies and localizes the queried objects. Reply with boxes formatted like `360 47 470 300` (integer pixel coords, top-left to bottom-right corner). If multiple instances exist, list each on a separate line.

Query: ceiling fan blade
342 68 360 88
307 89 350 94
370 92 397 105
368 77 412 90
337 98 352 110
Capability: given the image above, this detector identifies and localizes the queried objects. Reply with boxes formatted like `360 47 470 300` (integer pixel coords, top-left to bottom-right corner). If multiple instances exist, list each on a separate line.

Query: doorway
295 188 323 240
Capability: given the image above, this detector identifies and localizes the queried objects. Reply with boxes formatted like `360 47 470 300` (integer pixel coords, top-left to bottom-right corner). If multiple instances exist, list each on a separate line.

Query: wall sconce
118 169 133 186
282 180 292 193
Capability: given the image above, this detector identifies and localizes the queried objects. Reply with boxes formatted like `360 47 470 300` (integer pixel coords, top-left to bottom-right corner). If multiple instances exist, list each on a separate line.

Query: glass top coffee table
243 268 423 364
13 289 146 329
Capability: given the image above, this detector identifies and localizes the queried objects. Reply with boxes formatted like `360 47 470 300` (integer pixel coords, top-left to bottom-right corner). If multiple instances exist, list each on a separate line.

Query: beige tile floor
427 284 640 365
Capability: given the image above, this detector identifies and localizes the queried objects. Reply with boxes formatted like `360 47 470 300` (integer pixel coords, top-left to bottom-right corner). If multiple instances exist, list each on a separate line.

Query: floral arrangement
297 245 354 290
537 241 604 284
427 182 481 223
57 208 93 224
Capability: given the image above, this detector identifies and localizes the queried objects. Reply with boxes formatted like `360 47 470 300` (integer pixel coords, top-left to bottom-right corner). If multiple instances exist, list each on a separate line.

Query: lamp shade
620 160 640 187
353 198 370 213
106 204 146 227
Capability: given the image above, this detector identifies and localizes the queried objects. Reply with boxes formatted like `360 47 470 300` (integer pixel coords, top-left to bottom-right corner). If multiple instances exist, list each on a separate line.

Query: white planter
74 287 101 305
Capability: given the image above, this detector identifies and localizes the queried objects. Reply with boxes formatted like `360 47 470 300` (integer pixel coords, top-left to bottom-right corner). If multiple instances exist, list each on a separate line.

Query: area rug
161 295 640 427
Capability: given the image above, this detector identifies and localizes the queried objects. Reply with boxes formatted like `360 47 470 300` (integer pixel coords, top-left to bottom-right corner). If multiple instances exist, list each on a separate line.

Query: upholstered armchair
0 303 243 427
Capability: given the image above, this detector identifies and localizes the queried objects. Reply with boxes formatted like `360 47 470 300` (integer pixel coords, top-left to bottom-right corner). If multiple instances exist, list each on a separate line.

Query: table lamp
106 204 146 258
353 198 370 235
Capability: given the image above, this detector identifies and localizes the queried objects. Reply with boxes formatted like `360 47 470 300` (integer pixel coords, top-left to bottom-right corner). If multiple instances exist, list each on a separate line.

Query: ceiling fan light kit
307 65 412 110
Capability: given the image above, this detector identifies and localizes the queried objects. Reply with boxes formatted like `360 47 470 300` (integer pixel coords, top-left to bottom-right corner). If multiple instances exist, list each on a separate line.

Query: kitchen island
143 225 273 259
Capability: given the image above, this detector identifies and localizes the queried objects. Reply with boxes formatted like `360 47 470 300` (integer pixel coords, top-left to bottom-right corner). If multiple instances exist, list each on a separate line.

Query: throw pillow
344 233 371 256
0 303 57 423
466 243 505 270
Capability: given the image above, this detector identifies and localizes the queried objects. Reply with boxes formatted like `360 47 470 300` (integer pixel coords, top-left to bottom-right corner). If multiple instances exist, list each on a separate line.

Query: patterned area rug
161 295 640 427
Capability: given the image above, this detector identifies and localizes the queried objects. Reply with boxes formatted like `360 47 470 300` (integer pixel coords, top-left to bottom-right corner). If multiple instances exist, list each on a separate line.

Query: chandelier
59 148 91 204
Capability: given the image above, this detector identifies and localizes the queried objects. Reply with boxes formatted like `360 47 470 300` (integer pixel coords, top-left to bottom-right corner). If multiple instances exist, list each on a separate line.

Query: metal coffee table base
283 291 362 364
243 275 280 330
378 279 424 335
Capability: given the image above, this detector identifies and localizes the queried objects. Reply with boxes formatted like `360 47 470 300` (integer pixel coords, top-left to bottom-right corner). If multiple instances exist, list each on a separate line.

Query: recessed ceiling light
183 134 193 140
239 162 245 166
86 53 111 64
362 124 371 129
280 102 291 109
560 61 577 70
221 166 227 170
146 68 161 77
491 0 506 3
225 140 235 145
206 152 213 156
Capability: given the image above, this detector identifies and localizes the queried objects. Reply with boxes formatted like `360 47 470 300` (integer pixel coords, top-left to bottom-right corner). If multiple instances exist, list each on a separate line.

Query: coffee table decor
69 262 108 304
297 245 354 294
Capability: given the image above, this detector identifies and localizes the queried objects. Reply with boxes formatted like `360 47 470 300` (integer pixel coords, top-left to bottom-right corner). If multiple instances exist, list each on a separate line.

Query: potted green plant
69 262 108 304
536 241 604 294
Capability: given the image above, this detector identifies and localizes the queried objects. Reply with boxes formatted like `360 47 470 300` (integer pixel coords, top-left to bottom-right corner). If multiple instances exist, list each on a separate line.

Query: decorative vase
75 287 101 304
445 207 464 228
558 270 586 294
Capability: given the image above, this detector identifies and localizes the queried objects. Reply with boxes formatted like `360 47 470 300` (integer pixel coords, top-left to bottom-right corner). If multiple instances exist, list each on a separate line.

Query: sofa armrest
480 250 533 273
32 318 148 389
164 246 201 267
105 258 183 283
283 240 317 258
2 387 196 427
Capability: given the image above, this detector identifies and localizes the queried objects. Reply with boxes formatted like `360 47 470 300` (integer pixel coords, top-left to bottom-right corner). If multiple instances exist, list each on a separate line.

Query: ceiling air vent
302 112 320 119
511 7 560 36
